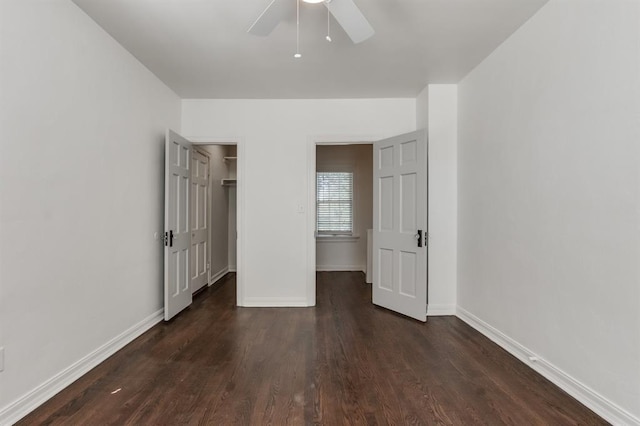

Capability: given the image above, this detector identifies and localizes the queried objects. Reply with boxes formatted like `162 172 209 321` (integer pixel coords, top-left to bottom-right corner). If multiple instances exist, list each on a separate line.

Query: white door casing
190 149 209 294
372 130 427 321
164 130 193 321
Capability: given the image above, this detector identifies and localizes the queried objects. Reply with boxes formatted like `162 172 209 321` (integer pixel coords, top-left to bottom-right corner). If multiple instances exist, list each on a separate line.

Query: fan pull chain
326 8 332 42
294 0 302 58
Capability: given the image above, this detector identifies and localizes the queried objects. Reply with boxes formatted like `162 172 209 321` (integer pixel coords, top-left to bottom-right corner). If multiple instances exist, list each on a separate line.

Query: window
316 172 353 235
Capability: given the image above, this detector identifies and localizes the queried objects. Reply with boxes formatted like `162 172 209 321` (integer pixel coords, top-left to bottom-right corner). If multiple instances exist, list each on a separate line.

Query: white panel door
164 130 193 321
190 149 209 294
372 130 427 321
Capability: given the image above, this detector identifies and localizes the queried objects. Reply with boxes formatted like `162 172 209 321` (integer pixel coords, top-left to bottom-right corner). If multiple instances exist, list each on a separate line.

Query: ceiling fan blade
247 0 287 36
325 0 374 44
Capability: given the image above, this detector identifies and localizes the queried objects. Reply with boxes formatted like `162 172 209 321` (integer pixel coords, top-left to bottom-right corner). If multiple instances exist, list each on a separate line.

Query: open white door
372 130 427 321
190 149 209 294
164 130 193 321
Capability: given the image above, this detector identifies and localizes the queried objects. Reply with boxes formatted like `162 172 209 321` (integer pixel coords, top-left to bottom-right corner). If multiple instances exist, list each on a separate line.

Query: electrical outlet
0 347 5 372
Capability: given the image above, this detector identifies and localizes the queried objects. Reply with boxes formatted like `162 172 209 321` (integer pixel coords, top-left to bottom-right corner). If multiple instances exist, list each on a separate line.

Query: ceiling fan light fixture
248 0 374 49
294 0 302 58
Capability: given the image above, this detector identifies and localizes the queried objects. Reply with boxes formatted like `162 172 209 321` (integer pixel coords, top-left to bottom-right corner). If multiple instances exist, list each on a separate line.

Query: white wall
427 86 458 315
316 145 373 272
182 99 415 306
457 0 640 423
200 145 229 280
0 1 181 422
416 85 458 316
416 86 429 130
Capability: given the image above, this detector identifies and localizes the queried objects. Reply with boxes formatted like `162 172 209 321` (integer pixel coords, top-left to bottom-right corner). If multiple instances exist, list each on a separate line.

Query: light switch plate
0 347 4 372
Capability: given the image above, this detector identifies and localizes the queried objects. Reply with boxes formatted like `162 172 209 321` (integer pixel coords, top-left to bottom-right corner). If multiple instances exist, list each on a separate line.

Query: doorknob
164 230 175 247
415 230 423 248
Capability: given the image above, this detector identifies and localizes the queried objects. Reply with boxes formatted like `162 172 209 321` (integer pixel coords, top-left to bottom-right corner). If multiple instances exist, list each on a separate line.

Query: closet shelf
221 178 237 186
223 156 237 163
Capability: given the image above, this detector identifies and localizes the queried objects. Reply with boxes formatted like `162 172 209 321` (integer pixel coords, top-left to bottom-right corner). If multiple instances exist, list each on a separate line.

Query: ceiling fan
248 0 374 44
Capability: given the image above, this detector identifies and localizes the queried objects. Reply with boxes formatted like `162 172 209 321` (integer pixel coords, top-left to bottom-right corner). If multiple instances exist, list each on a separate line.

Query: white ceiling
72 0 548 99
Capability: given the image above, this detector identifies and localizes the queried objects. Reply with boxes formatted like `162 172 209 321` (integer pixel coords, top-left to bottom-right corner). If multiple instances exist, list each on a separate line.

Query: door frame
306 134 382 306
190 137 245 306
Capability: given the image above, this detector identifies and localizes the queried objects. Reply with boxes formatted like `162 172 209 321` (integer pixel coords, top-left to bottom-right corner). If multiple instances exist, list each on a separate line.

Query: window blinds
316 172 353 234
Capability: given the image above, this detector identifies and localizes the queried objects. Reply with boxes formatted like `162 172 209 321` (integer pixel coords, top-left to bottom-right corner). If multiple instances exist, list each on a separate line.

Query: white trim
311 135 383 145
189 136 239 144
315 234 360 242
241 297 310 307
316 265 366 272
426 304 456 316
209 267 229 286
0 309 163 426
228 266 237 273
306 140 317 307
456 307 640 426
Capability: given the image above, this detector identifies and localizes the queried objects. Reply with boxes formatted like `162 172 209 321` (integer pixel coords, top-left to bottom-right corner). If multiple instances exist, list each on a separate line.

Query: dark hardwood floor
18 272 606 425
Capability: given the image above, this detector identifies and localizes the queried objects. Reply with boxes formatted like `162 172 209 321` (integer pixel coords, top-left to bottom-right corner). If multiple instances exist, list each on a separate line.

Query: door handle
415 230 423 248
169 230 174 247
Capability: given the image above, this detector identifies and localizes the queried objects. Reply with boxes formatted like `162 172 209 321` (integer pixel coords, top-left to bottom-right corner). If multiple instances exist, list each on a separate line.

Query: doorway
307 131 428 321
315 144 373 277
193 143 238 293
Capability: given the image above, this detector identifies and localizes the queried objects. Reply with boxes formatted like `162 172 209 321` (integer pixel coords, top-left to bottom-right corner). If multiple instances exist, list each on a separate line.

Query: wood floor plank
17 272 607 425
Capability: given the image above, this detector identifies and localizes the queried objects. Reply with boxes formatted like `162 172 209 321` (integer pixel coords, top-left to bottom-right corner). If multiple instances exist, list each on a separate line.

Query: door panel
378 249 393 291
380 176 394 231
372 130 427 321
400 173 417 232
399 251 417 296
165 130 193 321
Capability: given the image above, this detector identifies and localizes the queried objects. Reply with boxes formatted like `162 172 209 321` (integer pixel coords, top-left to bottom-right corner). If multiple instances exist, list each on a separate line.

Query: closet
198 144 237 290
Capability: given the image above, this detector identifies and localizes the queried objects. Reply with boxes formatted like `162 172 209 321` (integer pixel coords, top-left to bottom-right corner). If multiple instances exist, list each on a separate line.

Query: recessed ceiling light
302 0 325 3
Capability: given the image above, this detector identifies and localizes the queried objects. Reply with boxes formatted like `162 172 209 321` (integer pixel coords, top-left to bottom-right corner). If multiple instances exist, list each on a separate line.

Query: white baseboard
0 309 164 426
228 266 237 272
208 267 229 286
316 265 366 273
240 297 309 307
426 304 456 316
456 306 640 426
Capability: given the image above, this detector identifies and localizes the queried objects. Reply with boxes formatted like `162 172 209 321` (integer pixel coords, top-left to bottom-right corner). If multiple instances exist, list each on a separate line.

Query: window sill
315 234 360 242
